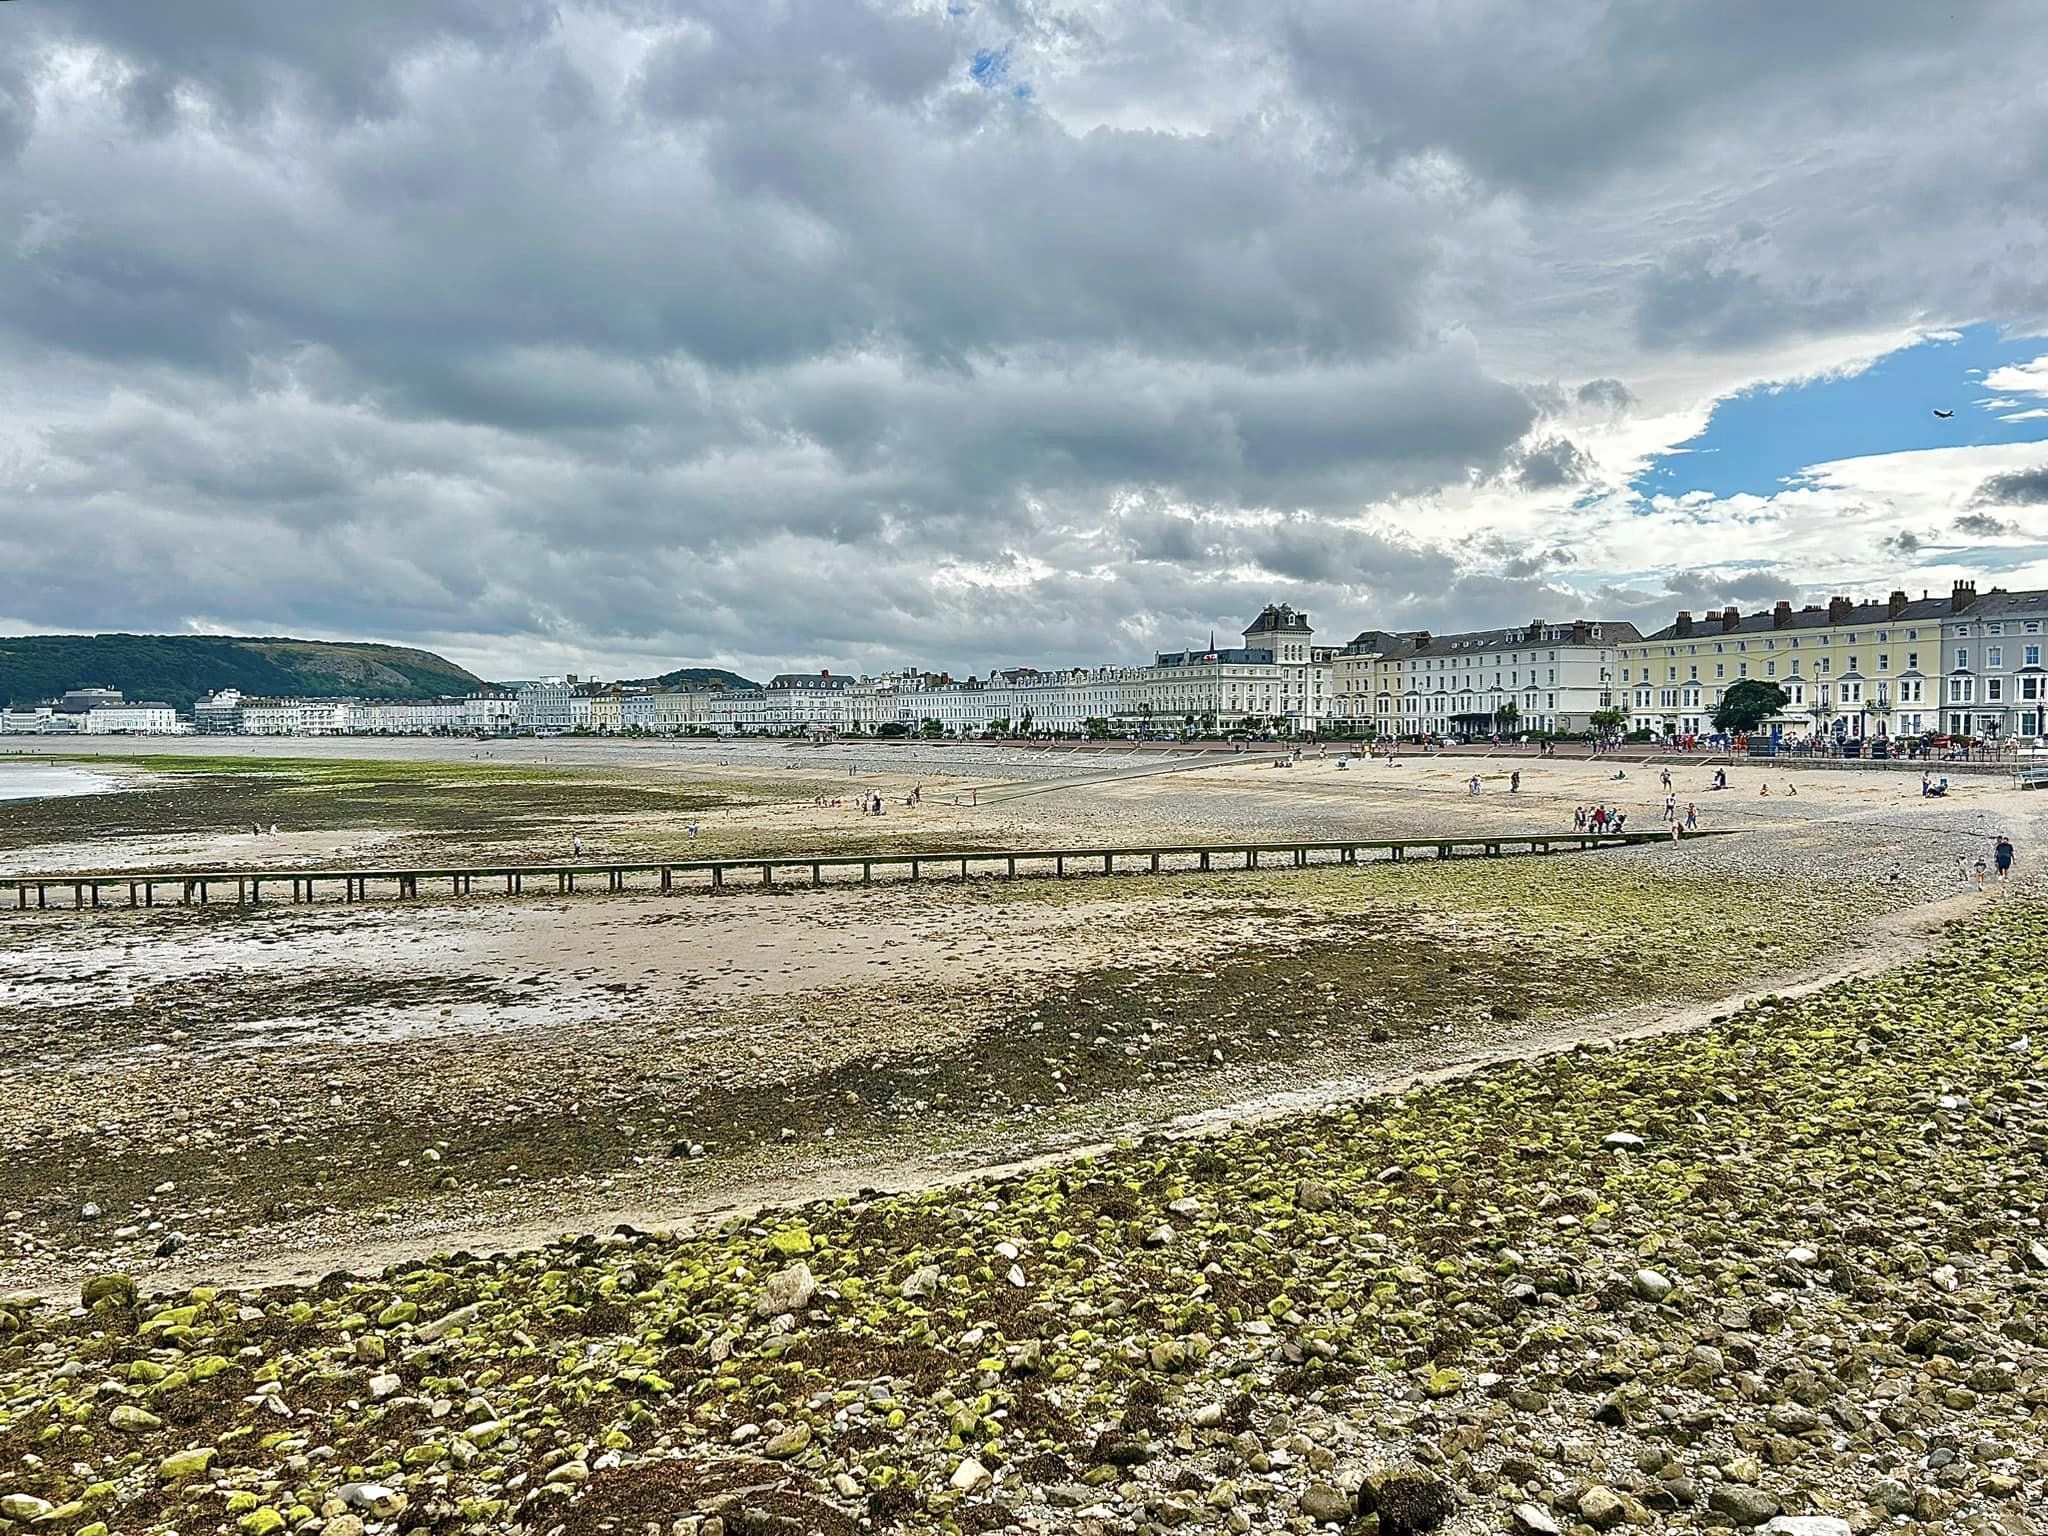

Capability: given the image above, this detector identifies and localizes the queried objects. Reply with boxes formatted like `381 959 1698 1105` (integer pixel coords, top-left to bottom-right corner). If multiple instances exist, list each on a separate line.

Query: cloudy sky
2 0 2046 682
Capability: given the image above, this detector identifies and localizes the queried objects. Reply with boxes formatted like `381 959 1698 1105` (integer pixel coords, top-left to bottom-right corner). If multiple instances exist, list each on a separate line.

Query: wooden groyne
2 830 1726 913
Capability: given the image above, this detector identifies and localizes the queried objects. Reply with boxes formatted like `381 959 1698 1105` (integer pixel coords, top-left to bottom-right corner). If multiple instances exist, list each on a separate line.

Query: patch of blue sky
1633 322 2048 500
969 45 1011 88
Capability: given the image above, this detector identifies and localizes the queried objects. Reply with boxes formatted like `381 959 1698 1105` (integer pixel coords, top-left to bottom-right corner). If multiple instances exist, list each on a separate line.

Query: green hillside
0 634 485 711
643 665 760 691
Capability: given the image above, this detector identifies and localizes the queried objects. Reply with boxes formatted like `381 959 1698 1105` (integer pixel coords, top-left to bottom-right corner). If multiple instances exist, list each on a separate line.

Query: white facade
0 708 68 734
461 693 519 732
515 679 575 733
1390 620 1633 739
82 703 183 734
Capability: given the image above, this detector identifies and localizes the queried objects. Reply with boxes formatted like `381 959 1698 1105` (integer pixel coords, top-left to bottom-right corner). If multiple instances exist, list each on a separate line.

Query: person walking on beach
1973 855 1989 889
1685 803 1698 830
1995 834 2015 882
572 834 582 858
1509 770 1521 793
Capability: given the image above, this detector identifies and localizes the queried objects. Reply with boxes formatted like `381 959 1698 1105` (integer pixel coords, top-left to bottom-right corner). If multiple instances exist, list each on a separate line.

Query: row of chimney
1671 580 1981 638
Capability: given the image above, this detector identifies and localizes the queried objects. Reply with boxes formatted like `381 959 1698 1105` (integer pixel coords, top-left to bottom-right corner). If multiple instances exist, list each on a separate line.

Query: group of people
1573 804 1630 833
1969 835 2018 887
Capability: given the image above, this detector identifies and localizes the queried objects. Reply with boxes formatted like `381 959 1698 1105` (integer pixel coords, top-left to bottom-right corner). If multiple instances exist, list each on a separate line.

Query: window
1956 648 1970 671
1908 651 1919 672
1988 678 2003 701
1738 663 1749 679
1876 653 1887 672
1988 646 2003 669
2026 644 2042 667
1765 661 1776 678
1714 663 1724 679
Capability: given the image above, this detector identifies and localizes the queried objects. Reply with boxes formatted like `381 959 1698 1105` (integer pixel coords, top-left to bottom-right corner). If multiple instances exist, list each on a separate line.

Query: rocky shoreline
2 897 2042 1535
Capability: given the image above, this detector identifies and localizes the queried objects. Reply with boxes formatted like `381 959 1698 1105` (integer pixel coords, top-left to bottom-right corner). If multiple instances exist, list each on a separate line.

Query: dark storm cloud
1883 530 1924 558
1973 467 2048 507
1634 239 1876 353
1273 0 1994 199
1953 512 2020 536
1514 438 1593 491
1 0 2045 678
1576 378 1634 412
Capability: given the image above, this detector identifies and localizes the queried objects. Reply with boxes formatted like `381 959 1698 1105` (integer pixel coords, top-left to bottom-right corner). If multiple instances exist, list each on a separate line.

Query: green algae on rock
0 899 2042 1533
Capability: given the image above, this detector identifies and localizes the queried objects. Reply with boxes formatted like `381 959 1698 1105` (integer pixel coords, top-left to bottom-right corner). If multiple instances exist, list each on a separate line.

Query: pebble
1631 1268 1674 1302
950 1458 991 1493
1298 1483 1354 1525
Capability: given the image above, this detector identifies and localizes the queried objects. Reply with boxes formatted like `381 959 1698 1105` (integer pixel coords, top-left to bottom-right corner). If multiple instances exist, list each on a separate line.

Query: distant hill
638 665 761 691
0 634 485 711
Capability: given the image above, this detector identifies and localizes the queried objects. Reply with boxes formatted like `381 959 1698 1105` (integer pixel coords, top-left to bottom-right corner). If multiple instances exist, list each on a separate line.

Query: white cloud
0 1 2045 676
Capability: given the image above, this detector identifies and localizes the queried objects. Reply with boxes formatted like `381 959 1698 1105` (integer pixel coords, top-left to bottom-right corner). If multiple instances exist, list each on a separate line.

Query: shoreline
58 883 1987 1298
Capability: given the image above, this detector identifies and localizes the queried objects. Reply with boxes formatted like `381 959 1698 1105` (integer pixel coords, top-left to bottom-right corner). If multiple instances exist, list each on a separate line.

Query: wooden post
1248 850 1258 869
862 862 872 886
961 857 970 879
762 863 772 886
909 860 919 882
1199 851 1210 871
1056 855 1064 877
661 868 672 892
814 862 823 886
1103 852 1113 875
1150 852 1160 873
1006 856 1016 879
712 866 723 889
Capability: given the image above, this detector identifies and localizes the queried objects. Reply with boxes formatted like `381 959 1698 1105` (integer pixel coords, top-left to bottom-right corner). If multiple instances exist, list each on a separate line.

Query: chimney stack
1772 600 1793 629
1674 610 1694 637
1720 606 1741 631
1889 589 1908 618
1827 595 1852 624
1951 579 1977 612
